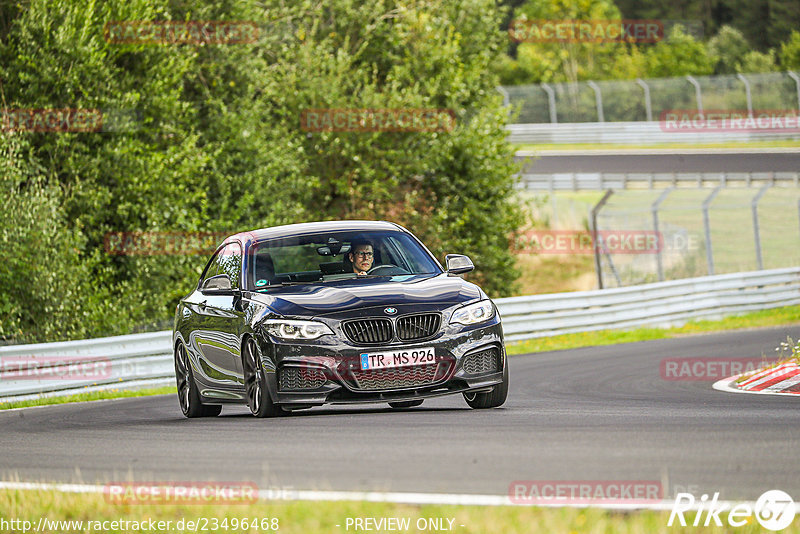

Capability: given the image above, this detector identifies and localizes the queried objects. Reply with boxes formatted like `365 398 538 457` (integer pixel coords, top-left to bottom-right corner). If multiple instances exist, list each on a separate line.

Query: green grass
0 487 789 533
506 305 800 355
513 139 800 152
0 386 176 411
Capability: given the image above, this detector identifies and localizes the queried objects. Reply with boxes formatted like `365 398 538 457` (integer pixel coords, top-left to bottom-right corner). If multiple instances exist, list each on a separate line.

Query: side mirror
445 254 474 274
201 274 234 294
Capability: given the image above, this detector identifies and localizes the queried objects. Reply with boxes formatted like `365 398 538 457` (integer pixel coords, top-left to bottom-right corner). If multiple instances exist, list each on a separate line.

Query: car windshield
248 229 442 289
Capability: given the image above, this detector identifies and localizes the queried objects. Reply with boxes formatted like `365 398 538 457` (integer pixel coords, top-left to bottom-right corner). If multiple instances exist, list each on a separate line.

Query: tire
389 400 424 409
463 360 509 409
174 343 222 418
242 338 284 418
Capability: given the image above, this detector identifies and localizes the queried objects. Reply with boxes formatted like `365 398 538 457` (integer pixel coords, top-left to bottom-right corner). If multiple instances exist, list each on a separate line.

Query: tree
707 25 751 74
779 30 800 69
0 0 523 342
511 0 627 84
644 25 714 78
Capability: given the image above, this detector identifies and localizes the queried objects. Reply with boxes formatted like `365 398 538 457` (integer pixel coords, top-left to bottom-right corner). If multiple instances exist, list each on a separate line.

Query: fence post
591 189 614 289
686 75 703 114
652 187 674 282
703 186 722 275
636 78 653 122
587 81 604 122
737 74 753 118
788 72 800 110
541 83 557 123
497 86 510 108
752 184 771 270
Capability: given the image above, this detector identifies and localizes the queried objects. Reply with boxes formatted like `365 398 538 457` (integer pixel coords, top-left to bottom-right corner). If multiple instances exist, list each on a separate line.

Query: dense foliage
497 0 800 84
0 0 523 343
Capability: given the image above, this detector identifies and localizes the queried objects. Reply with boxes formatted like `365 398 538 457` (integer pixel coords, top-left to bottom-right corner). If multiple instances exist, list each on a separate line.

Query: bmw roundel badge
384 307 397 315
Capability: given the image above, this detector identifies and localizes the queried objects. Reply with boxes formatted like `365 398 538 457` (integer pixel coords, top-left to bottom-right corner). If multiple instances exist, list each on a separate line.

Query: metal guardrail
514 171 800 191
1 267 798 400
507 121 800 145
0 331 174 402
497 267 800 341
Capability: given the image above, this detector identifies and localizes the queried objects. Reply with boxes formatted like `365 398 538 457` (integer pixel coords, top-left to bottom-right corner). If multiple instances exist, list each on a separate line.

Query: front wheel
463 361 509 409
174 343 221 418
242 338 284 418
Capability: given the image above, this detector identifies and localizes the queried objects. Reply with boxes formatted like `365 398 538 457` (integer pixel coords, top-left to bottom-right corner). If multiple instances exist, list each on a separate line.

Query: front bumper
258 321 505 406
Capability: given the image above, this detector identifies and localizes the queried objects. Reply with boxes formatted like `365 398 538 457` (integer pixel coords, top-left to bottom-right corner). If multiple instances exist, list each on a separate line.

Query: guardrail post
591 189 614 289
636 78 653 122
652 187 674 281
686 76 703 114
702 186 722 275
541 83 557 123
788 72 800 110
752 184 771 270
587 81 604 122
737 74 753 118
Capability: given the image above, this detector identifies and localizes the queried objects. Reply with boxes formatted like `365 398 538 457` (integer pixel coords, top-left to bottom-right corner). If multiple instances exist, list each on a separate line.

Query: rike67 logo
669 490 795 531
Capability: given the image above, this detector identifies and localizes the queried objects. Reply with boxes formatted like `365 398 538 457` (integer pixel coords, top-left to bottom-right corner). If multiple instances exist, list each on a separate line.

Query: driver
348 240 374 276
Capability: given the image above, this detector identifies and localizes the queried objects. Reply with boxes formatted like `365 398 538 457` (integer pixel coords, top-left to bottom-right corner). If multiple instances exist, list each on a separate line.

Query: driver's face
350 245 374 274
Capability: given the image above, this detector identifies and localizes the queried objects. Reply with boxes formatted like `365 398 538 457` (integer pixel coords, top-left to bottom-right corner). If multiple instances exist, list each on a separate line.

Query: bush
0 0 522 342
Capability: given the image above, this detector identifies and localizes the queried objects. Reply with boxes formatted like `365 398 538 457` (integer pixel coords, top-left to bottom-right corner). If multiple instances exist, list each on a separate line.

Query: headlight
449 300 495 326
263 319 333 340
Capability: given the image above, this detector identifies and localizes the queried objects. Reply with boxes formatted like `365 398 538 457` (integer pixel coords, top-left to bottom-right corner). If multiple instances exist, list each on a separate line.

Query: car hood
249 274 483 318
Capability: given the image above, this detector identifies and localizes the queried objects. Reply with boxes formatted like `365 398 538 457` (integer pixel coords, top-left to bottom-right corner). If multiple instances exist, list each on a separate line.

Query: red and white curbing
713 361 800 396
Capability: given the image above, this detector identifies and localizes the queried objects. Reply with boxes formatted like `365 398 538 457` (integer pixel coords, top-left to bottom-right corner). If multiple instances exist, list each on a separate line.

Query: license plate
360 347 435 370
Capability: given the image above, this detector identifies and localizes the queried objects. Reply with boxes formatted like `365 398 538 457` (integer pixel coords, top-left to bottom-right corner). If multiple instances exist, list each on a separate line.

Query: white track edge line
0 481 756 512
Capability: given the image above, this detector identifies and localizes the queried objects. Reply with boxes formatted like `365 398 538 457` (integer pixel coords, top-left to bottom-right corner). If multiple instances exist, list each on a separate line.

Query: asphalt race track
2 326 799 502
518 151 800 174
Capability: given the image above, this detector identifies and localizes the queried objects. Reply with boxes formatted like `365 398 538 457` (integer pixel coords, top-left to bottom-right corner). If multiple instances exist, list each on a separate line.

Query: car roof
224 220 405 245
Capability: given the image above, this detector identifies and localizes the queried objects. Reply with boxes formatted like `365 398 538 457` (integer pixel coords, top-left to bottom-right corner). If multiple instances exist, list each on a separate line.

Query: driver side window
200 243 242 289
217 243 242 289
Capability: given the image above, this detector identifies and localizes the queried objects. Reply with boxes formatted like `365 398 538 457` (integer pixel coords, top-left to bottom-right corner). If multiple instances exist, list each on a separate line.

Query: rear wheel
243 338 284 418
174 343 221 418
463 361 509 409
388 400 423 409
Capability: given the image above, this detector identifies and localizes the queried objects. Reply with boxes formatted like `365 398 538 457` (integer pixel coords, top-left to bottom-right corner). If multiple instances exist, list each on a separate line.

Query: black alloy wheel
175 343 221 417
243 338 284 418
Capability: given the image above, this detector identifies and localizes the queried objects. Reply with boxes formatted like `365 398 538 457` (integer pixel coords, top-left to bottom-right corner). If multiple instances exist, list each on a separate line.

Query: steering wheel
367 264 410 275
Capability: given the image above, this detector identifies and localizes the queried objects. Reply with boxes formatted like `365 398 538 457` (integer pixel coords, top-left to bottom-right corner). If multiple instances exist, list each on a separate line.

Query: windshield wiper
253 281 317 289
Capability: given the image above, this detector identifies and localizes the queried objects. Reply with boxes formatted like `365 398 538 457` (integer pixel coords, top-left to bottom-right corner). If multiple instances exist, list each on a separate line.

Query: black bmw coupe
173 220 508 418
